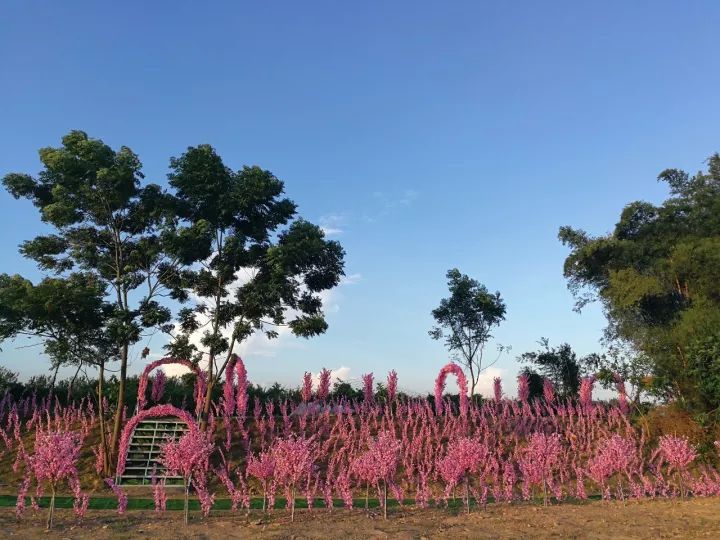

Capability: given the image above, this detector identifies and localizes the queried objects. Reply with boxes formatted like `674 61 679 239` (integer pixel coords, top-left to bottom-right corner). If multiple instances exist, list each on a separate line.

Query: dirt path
2 498 719 539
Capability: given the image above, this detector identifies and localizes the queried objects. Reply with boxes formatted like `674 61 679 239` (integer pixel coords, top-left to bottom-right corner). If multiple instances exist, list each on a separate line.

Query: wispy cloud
318 213 346 236
363 189 419 222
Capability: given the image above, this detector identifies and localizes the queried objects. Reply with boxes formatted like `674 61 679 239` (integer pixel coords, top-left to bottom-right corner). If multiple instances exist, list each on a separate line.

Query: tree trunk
97 360 110 476
383 480 388 520
465 476 470 514
110 342 129 468
184 479 190 525
46 485 56 529
291 487 296 522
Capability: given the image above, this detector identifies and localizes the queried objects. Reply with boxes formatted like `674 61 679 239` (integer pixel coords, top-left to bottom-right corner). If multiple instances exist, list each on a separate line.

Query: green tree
559 152 720 413
162 145 345 427
429 268 507 394
2 131 179 472
517 339 596 398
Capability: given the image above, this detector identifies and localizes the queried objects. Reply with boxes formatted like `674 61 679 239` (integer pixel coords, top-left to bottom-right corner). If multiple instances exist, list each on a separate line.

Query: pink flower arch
434 362 469 417
579 373 628 414
136 358 201 412
115 404 199 478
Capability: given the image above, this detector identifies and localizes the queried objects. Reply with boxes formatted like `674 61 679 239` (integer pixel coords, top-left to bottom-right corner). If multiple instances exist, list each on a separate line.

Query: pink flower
362 373 374 404
137 357 200 411
317 369 331 401
493 377 503 403
517 373 530 403
659 435 696 471
579 376 595 409
387 370 398 403
302 372 313 403
543 379 555 404
151 369 167 403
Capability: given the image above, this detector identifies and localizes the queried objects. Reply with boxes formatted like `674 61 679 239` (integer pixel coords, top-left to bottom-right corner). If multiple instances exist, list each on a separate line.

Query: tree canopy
429 268 506 394
559 153 720 413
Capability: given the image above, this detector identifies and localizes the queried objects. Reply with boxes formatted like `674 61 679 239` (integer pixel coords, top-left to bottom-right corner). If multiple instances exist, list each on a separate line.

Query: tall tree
559 152 720 412
2 131 180 472
162 145 345 427
429 268 506 394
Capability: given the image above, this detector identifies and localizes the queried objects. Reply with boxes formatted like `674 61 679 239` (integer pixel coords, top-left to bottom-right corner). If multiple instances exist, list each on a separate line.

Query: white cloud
311 366 352 387
340 273 362 285
319 213 346 236
472 367 505 398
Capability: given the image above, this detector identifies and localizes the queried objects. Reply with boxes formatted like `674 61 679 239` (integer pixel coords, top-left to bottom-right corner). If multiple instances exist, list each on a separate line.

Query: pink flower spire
434 362 469 416
220 354 248 418
517 373 530 403
613 373 629 414
493 377 503 403
317 368 331 402
151 369 167 403
223 361 236 417
362 373 375 404
387 370 398 403
543 378 555 404
234 355 248 417
301 372 313 403
194 370 207 418
579 376 595 410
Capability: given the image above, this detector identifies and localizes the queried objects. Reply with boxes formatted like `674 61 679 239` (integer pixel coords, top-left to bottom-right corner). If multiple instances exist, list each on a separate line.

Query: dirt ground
1 498 719 539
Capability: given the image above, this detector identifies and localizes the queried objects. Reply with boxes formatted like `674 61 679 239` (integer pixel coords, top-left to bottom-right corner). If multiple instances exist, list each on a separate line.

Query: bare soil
2 498 719 539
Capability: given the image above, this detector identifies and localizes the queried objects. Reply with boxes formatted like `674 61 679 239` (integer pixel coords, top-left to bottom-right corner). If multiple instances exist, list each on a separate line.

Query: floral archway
115 404 199 478
136 357 202 412
434 362 469 417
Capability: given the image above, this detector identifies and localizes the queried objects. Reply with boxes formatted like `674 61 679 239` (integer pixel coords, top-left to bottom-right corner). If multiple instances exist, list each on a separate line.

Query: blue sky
1 1 719 396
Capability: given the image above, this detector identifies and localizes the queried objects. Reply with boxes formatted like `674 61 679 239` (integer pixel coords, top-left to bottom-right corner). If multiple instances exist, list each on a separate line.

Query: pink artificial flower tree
587 434 638 500
271 436 315 522
353 431 401 519
659 435 697 498
247 449 276 512
160 427 216 525
437 437 489 514
519 432 563 506
18 429 86 529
